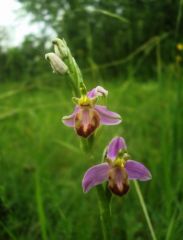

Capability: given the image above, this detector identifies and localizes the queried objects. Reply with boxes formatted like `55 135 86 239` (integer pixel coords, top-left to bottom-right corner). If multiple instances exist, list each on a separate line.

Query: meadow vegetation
0 69 182 239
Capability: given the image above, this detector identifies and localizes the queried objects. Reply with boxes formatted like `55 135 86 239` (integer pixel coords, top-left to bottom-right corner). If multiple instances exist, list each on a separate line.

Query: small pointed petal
62 107 78 127
75 107 100 138
95 105 121 125
82 163 110 192
87 86 108 98
125 160 152 181
107 137 127 161
108 167 129 196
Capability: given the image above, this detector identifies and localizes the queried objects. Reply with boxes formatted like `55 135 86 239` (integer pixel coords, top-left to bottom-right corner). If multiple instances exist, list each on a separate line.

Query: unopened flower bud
52 38 68 59
45 52 68 74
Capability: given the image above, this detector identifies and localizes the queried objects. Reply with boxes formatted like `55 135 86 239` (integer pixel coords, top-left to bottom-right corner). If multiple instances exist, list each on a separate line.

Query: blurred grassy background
0 0 183 239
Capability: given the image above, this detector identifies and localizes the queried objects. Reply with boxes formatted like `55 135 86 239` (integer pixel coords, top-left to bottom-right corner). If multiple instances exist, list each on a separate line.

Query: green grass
0 73 182 240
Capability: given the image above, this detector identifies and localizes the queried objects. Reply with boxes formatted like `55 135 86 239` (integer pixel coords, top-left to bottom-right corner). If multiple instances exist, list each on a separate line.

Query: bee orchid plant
45 38 156 240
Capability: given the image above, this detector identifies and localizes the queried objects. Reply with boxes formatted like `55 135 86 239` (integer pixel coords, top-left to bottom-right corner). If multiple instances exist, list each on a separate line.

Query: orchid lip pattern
82 137 152 196
62 86 121 138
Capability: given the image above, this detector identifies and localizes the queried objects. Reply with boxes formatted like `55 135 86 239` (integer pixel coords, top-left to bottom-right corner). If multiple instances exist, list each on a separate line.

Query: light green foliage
0 72 182 239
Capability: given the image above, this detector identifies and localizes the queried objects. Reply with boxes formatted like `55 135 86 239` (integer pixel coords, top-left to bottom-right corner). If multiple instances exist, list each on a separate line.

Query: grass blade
35 171 48 240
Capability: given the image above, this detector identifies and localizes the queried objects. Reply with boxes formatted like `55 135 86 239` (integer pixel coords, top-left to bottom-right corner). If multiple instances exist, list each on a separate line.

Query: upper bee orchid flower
82 137 152 196
62 86 121 138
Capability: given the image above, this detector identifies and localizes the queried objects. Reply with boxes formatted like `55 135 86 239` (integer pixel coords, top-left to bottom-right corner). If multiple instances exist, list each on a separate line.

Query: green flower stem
133 181 157 240
85 136 112 240
96 185 112 240
67 70 80 96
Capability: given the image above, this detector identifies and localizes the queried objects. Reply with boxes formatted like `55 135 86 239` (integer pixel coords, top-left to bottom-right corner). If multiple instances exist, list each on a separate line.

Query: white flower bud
52 38 68 59
45 52 68 74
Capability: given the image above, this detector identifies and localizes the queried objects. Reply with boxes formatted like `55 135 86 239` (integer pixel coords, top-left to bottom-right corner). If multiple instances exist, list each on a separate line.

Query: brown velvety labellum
108 167 129 196
75 107 100 138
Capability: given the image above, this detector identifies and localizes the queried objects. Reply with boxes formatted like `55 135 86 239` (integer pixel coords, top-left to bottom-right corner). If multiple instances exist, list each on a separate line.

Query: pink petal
62 107 78 127
82 163 110 192
87 86 108 98
95 105 122 125
107 137 127 160
125 160 152 181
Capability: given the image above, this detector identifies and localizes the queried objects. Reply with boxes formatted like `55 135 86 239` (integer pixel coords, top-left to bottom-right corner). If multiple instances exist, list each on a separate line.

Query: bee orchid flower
82 137 152 196
62 87 121 138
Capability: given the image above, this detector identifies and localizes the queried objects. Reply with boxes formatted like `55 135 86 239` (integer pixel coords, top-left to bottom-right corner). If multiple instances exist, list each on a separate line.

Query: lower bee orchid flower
62 87 121 138
82 137 152 196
